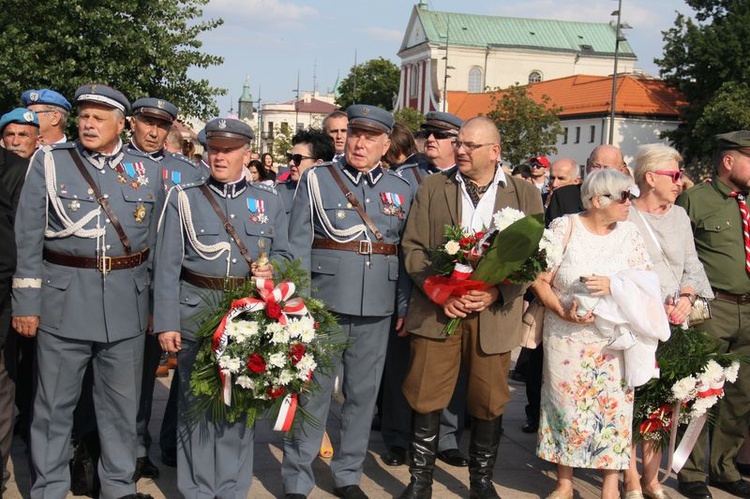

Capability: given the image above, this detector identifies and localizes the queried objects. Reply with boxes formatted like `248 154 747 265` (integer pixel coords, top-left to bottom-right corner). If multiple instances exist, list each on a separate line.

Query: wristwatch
679 292 697 305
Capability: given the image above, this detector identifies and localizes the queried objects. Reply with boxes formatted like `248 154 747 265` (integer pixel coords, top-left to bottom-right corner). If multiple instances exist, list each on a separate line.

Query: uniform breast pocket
119 188 155 228
193 220 222 243
322 198 358 230
56 189 98 224
244 220 276 256
699 215 734 248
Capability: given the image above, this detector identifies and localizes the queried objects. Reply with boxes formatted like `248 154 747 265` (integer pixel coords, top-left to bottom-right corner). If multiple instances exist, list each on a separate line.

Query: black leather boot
398 410 441 499
469 415 503 499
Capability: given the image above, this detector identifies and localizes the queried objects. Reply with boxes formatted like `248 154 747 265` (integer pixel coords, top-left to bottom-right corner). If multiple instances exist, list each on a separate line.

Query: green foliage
393 107 426 132
657 1 750 167
0 0 225 120
486 84 563 168
271 124 294 160
335 58 401 110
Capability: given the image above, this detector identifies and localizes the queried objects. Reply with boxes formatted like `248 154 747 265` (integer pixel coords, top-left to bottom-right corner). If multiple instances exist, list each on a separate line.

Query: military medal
115 164 128 184
123 163 140 190
336 210 346 219
134 203 147 223
380 192 405 219
134 162 148 186
69 200 80 212
247 198 268 224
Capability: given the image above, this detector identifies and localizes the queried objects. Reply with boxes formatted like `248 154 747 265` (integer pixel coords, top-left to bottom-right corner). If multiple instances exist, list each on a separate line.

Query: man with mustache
0 108 39 160
12 84 162 499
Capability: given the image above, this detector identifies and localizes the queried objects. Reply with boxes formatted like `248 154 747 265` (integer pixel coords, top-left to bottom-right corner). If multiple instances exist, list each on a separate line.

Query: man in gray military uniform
282 105 413 499
12 84 163 499
126 97 207 481
382 110 469 469
22 88 71 145
153 117 291 498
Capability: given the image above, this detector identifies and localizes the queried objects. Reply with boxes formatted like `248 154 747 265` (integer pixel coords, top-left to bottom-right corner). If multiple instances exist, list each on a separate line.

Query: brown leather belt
713 290 750 304
181 268 247 290
43 248 149 272
312 238 398 255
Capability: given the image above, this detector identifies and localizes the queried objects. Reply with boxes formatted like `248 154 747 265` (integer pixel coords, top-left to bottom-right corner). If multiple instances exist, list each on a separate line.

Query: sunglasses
530 162 547 169
286 153 313 166
652 170 683 183
424 129 456 140
603 190 631 203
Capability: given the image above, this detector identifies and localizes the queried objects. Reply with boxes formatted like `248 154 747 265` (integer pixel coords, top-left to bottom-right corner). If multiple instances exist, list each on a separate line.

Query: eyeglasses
602 190 631 203
652 170 683 183
33 110 57 115
424 129 456 140
286 153 314 166
453 141 495 153
530 162 547 169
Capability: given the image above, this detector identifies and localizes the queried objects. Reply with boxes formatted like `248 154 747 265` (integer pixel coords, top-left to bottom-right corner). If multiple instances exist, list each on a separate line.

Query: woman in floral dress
532 169 651 499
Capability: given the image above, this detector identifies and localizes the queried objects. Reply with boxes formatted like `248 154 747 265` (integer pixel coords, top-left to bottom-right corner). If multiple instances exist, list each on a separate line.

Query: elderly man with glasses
21 88 71 145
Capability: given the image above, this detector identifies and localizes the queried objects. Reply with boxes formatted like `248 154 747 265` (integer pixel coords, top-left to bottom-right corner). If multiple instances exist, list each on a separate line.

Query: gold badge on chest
134 203 147 223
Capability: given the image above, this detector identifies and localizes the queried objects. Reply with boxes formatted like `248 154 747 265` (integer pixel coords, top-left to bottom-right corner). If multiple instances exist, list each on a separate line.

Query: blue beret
0 108 39 132
422 111 463 133
74 84 130 114
204 118 253 143
21 89 72 112
346 105 393 134
716 130 750 150
132 97 178 122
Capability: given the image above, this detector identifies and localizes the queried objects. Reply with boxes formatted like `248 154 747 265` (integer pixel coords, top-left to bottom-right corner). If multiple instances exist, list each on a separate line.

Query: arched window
409 64 419 97
528 70 542 84
468 67 483 93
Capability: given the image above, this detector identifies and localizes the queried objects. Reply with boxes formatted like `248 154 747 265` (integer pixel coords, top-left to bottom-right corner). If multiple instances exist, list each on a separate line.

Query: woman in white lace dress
532 169 651 499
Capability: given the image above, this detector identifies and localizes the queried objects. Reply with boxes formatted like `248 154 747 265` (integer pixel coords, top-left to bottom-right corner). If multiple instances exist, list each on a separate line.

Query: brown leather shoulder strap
197 183 254 271
324 165 384 241
413 168 423 185
67 149 132 254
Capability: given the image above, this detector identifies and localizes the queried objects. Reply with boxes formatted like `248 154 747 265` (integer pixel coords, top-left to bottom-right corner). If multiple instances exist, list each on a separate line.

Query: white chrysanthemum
218 355 243 374
277 370 295 386
725 361 741 384
297 316 317 343
296 353 317 374
271 326 291 345
538 229 563 268
286 318 304 340
235 375 255 390
268 352 287 368
691 395 718 418
672 376 697 401
492 207 525 232
702 359 725 381
444 240 461 255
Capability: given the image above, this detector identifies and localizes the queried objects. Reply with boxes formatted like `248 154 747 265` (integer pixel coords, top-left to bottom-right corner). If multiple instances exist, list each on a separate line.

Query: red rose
267 386 285 399
475 231 485 240
247 353 266 373
289 344 306 365
265 301 282 320
459 236 473 247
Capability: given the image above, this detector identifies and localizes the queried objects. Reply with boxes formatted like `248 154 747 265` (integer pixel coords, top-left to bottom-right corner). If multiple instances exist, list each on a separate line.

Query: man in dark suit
399 117 543 498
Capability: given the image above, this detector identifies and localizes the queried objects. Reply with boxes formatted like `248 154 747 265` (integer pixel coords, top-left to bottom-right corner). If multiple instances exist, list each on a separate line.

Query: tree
271 124 294 160
393 107 426 132
486 84 563 167
657 1 750 167
0 0 225 119
335 58 400 111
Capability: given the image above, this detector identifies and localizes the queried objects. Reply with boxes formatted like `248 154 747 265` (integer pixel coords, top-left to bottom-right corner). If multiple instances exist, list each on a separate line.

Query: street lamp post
608 0 630 145
441 19 465 112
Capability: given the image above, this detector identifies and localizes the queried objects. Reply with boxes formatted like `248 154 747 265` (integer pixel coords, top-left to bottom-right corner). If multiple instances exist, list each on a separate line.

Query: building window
574 126 581 144
562 127 568 145
468 67 483 93
409 64 419 98
528 70 542 84
589 125 596 143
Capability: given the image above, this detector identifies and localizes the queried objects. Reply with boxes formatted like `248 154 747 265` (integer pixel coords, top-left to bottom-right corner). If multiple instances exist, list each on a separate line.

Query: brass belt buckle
357 240 372 255
98 256 113 274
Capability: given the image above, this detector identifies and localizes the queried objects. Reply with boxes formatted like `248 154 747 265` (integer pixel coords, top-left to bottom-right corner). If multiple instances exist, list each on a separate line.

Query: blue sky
194 0 693 115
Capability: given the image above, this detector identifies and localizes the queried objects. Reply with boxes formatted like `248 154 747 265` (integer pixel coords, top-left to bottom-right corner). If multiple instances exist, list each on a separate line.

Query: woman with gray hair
623 143 713 499
532 169 652 499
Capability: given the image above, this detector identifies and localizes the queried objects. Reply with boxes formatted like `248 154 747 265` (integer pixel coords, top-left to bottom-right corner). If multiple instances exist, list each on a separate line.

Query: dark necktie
465 181 492 207
729 191 750 274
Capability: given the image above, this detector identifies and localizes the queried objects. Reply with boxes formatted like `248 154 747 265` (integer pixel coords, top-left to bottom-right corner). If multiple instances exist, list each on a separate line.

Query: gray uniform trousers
282 314 391 494
381 330 466 451
31 331 144 499
176 338 254 499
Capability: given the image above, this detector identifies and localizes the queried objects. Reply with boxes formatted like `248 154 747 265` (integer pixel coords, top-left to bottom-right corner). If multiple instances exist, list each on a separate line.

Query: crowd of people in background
0 84 749 499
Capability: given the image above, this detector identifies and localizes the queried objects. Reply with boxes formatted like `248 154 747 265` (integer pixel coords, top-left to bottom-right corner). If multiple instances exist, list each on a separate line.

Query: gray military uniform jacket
152 176 292 341
288 162 413 317
277 178 297 217
12 141 165 342
126 142 207 190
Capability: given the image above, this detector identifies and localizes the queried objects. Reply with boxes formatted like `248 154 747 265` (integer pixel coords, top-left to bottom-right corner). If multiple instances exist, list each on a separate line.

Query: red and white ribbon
274 393 299 431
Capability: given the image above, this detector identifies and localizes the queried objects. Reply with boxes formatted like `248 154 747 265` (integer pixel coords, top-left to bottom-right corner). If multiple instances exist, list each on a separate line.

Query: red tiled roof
447 74 685 121
280 98 339 114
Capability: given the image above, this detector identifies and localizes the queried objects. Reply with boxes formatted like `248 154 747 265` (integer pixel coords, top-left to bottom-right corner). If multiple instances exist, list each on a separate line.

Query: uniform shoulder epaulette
126 148 151 160
166 152 198 168
314 161 335 170
384 168 412 186
395 161 419 173
250 182 278 195
177 179 206 190
50 142 75 150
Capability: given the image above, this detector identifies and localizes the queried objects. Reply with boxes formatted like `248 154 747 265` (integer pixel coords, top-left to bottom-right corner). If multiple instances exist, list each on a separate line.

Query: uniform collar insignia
207 176 247 198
